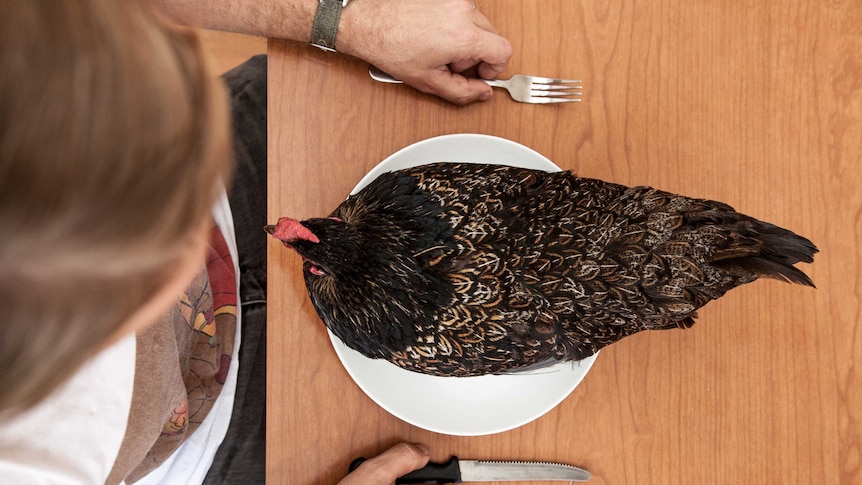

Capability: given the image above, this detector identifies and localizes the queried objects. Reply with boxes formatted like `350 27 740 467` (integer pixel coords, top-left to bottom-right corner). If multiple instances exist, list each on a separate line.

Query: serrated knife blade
350 456 590 483
460 459 591 482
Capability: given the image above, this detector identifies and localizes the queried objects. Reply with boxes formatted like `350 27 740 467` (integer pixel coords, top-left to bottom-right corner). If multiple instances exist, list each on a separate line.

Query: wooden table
267 2 861 483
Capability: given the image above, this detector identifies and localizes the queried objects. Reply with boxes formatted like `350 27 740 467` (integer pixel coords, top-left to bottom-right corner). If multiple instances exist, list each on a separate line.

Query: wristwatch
310 0 350 52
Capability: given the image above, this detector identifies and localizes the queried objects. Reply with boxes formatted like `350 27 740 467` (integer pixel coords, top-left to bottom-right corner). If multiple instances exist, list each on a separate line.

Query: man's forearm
150 0 317 41
149 0 387 60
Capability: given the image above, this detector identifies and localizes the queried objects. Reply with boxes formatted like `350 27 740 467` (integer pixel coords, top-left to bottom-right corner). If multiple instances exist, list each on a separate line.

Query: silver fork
368 66 582 104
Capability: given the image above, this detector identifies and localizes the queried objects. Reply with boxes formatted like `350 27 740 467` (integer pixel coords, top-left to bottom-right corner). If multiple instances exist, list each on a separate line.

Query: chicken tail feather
712 222 818 287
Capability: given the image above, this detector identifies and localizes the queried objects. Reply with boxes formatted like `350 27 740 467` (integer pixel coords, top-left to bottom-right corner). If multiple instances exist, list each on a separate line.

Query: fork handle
368 65 404 84
369 65 498 88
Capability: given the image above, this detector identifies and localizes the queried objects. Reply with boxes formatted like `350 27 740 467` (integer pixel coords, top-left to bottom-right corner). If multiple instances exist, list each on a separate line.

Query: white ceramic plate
328 134 598 436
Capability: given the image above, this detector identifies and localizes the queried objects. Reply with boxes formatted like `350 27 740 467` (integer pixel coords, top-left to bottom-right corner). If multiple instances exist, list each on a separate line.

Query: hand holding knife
349 455 591 483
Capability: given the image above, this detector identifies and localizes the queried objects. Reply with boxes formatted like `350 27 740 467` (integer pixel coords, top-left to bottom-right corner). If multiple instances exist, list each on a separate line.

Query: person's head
0 0 232 413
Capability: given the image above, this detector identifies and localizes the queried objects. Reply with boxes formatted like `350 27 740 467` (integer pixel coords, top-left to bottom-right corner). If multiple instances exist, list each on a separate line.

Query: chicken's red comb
268 217 319 243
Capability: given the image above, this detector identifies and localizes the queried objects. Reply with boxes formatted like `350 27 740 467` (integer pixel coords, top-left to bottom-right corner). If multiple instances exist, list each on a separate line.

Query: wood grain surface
267 1 861 483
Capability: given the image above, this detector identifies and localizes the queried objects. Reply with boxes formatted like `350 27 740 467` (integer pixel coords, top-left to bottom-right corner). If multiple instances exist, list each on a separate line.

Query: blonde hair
0 0 232 412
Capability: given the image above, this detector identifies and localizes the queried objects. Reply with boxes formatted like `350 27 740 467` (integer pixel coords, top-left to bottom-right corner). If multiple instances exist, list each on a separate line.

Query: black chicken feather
267 163 818 377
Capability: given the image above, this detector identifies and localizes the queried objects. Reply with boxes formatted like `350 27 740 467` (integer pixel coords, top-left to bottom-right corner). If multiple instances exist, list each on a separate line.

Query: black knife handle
398 456 462 484
349 456 462 484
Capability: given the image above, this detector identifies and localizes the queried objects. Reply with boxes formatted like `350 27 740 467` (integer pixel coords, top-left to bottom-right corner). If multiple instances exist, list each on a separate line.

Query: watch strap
310 0 344 52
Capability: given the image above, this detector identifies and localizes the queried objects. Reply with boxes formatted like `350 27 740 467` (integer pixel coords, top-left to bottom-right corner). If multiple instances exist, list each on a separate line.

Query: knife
349 456 591 483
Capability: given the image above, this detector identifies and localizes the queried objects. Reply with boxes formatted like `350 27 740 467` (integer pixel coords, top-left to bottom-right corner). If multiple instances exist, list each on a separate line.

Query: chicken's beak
265 224 295 249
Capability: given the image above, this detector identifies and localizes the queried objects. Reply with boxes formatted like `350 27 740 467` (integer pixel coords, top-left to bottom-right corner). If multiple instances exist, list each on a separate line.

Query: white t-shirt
0 191 241 485
0 333 136 484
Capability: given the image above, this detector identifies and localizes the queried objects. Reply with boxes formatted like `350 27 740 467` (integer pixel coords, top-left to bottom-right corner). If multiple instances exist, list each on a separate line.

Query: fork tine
527 96 582 104
527 76 583 84
529 90 582 98
527 89 582 102
530 84 582 91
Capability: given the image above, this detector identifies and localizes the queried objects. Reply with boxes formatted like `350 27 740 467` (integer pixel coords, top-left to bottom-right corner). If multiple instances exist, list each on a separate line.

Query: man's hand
338 443 431 485
339 0 512 105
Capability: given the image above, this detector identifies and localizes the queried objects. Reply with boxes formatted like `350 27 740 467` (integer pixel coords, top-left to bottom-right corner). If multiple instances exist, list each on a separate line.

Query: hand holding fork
368 66 582 104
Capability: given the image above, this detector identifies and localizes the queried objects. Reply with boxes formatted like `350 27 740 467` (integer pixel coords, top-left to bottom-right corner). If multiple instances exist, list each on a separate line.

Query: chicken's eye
308 265 326 276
